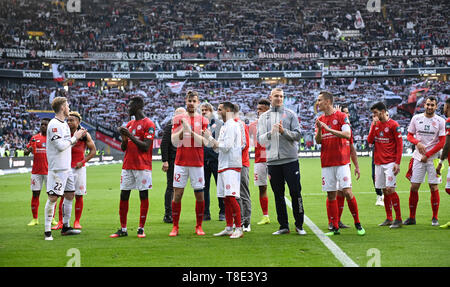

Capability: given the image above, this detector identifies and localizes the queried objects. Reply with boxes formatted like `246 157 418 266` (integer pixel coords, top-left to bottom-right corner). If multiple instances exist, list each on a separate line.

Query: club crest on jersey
137 125 142 130
332 119 338 125
52 128 57 132
384 127 389 132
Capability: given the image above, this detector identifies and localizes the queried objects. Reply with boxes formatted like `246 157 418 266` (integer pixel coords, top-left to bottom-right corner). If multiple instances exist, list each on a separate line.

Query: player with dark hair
25 117 51 226
206 102 244 238
405 96 445 226
110 96 156 238
368 101 403 228
67 111 96 229
249 98 271 225
170 90 209 237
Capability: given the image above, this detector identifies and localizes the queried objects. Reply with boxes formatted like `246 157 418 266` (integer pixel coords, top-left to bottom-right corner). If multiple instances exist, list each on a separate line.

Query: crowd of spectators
0 0 448 62
1 77 448 156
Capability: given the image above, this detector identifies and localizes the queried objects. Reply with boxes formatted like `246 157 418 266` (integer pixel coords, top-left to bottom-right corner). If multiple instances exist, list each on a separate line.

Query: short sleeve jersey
27 133 48 175
370 119 402 165
317 111 351 167
71 133 87 168
172 114 208 167
122 117 155 170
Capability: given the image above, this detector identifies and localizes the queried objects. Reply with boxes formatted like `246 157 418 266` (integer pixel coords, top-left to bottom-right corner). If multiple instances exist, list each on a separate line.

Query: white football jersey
216 119 243 171
408 113 445 161
46 118 73 171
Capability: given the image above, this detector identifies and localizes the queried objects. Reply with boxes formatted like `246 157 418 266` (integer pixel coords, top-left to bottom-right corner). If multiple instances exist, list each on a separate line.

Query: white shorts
72 167 87 196
217 169 241 198
254 162 268 186
120 169 153 191
173 164 205 190
322 165 352 192
31 174 47 191
445 167 450 189
374 162 397 189
410 158 441 184
47 170 74 196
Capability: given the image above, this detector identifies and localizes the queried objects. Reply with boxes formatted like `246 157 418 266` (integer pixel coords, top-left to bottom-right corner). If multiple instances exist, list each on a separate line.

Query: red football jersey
367 119 403 165
172 113 208 167
249 121 266 163
122 117 155 170
71 132 87 168
27 133 48 175
317 111 351 167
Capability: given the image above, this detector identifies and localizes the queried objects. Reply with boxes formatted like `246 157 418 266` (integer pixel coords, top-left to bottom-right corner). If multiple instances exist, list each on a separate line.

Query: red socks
390 192 402 221
430 190 440 219
225 196 241 228
259 196 268 216
119 200 129 229
31 195 40 219
224 199 234 227
327 198 339 230
139 198 149 228
347 196 360 224
172 201 181 228
75 196 83 222
384 193 393 221
409 190 419 219
195 200 205 227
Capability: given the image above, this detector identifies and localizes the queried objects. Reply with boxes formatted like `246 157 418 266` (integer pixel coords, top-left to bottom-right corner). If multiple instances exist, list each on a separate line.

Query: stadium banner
0 67 449 80
1 47 448 60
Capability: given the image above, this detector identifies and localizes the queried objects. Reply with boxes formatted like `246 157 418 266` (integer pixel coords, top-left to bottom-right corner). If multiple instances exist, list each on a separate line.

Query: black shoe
203 214 211 221
403 217 416 225
218 213 225 221
61 225 81 236
338 221 350 228
110 229 128 238
163 215 173 223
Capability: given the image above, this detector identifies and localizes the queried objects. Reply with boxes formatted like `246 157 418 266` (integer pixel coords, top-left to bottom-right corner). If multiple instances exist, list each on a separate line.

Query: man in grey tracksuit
257 88 306 235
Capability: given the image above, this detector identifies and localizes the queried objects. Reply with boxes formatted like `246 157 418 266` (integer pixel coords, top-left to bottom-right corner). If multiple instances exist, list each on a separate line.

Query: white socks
44 199 56 232
63 198 73 226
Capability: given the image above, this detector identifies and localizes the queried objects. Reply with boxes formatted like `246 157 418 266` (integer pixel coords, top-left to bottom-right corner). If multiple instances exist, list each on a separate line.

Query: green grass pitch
0 157 449 267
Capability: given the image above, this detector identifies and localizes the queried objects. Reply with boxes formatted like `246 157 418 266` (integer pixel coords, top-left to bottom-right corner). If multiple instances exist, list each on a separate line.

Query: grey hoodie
257 105 301 165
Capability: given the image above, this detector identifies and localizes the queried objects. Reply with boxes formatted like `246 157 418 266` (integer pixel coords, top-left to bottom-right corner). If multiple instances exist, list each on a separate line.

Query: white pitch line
284 197 359 267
